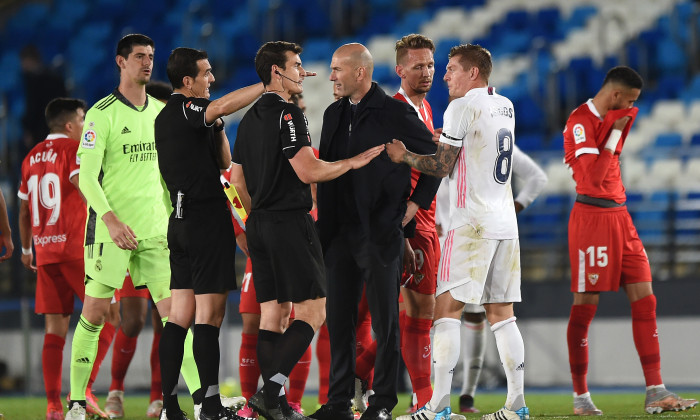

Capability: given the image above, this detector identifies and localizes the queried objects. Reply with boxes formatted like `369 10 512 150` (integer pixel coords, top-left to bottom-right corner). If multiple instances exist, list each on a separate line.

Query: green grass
0 391 698 419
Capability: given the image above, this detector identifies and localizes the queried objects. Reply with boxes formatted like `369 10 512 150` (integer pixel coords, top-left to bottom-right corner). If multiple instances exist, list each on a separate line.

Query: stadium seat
653 132 683 149
650 99 686 127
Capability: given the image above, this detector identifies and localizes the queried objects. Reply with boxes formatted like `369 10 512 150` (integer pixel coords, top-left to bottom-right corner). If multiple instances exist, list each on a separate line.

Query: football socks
402 315 433 407
492 317 526 412
193 323 223 416
239 332 261 400
567 304 597 395
70 315 104 401
288 344 312 406
459 318 486 397
429 317 461 412
110 328 138 391
631 295 663 387
43 333 65 409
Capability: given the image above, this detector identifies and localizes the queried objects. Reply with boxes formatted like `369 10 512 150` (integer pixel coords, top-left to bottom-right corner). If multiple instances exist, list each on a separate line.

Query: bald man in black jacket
312 43 440 420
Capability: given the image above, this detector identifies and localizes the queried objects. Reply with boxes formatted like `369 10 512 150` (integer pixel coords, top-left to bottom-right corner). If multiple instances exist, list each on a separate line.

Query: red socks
355 340 377 381
631 295 662 386
150 330 162 402
43 333 65 409
567 304 596 395
288 344 312 405
109 328 138 391
316 324 330 405
402 315 433 407
88 321 116 391
239 333 260 400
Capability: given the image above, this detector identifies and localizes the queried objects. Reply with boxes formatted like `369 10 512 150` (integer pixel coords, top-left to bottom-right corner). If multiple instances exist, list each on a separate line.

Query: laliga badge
82 130 97 149
573 123 586 144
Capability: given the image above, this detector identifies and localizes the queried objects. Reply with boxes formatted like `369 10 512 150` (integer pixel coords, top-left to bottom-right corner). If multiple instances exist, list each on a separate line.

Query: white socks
492 316 526 411
428 318 461 411
460 318 486 396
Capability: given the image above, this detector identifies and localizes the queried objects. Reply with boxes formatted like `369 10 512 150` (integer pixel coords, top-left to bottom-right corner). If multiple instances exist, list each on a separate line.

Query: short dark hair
116 34 154 59
45 98 87 132
448 44 492 82
146 80 173 101
166 47 208 89
602 66 643 90
255 41 303 86
395 34 435 65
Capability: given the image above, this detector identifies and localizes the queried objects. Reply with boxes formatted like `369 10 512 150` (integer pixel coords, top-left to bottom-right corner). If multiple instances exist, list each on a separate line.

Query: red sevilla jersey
563 100 637 203
18 135 86 265
393 91 436 232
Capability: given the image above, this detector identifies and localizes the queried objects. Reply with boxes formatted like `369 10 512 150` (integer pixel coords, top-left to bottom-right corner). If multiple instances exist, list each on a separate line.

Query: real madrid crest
95 260 102 272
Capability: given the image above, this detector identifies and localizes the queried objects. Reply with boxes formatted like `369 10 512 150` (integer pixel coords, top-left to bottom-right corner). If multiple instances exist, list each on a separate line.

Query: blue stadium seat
515 134 544 152
690 133 700 147
392 10 432 37
372 64 394 85
533 7 563 41
654 133 683 148
302 38 335 62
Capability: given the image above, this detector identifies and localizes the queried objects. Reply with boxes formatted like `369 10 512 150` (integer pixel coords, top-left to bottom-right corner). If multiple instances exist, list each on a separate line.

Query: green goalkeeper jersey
78 89 168 245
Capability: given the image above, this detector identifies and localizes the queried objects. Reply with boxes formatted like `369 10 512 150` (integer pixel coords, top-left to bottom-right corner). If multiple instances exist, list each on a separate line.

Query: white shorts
437 224 521 305
463 303 485 313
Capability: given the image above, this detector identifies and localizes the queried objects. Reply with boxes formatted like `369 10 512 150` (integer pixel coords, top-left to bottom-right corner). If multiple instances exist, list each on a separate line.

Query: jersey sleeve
77 108 113 219
67 142 80 180
512 145 547 208
564 112 599 158
280 105 311 159
181 97 214 129
440 98 471 147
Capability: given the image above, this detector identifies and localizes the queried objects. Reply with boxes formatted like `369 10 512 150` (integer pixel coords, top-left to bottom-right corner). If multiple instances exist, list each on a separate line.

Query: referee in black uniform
229 41 384 420
155 47 262 420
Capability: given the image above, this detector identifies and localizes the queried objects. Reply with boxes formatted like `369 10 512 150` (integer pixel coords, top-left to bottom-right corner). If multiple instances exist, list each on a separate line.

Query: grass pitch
0 391 698 419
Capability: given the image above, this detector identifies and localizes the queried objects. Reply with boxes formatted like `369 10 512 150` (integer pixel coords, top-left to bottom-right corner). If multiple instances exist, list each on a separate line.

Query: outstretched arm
289 145 385 184
206 83 264 124
386 140 461 178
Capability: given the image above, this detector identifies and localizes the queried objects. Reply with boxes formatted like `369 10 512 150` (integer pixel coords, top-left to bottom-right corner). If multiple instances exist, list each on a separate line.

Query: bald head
330 43 374 102
335 43 374 75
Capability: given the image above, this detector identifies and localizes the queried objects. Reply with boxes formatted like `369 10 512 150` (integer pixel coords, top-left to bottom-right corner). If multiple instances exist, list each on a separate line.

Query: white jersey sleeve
440 99 472 147
512 145 547 209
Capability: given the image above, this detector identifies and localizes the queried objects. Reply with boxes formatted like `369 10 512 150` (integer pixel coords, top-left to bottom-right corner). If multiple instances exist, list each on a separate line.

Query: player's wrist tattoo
402 144 459 178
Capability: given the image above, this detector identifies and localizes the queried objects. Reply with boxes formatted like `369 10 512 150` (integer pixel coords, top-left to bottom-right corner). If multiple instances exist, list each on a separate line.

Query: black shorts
247 209 326 303
168 200 237 294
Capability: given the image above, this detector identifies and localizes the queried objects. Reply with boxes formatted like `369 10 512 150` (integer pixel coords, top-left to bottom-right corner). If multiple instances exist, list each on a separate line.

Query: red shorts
401 229 440 295
35 258 85 315
238 258 296 317
568 202 651 293
119 272 150 299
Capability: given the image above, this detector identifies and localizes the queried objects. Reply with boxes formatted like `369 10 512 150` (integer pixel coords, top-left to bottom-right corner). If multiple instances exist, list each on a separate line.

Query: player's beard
413 79 432 94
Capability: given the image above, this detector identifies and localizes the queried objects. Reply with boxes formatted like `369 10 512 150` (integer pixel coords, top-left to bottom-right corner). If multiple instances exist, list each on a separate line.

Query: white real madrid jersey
439 86 518 239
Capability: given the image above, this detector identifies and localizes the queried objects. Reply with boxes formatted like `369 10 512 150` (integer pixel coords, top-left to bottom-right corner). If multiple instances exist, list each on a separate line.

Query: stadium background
0 0 698 397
